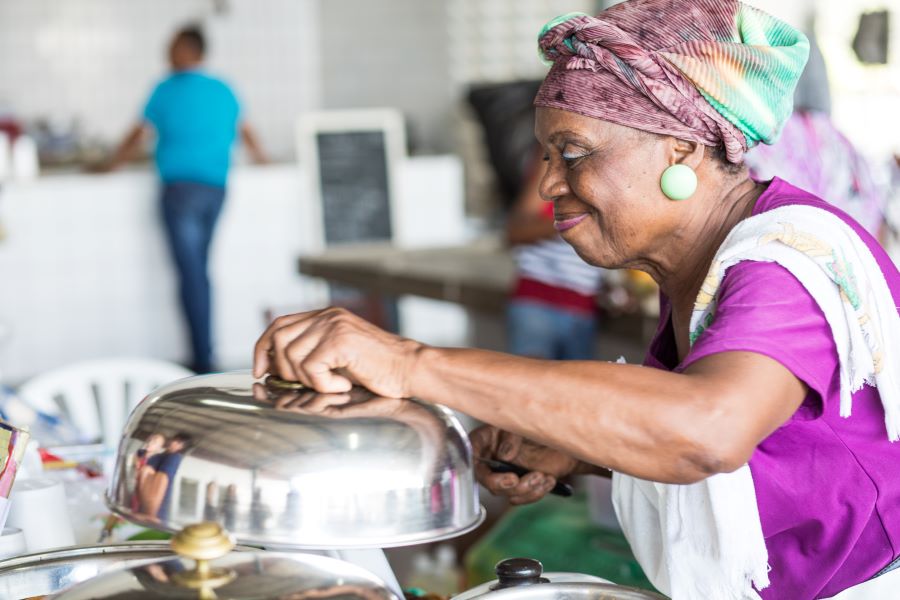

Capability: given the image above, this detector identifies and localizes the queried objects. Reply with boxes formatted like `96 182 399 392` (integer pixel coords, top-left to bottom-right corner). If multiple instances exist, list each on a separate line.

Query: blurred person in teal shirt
101 25 267 373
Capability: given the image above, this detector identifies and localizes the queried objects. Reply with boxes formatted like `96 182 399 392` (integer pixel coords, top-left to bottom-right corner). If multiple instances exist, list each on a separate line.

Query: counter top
4 161 293 184
0 156 465 382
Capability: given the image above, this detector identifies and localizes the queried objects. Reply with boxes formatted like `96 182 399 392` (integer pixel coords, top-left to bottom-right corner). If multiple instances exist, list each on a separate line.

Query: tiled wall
0 0 319 161
318 0 455 154
0 0 599 160
317 0 594 155
447 0 595 84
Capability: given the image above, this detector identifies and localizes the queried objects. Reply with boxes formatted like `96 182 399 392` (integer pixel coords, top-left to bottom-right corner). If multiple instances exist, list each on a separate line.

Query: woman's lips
553 213 590 232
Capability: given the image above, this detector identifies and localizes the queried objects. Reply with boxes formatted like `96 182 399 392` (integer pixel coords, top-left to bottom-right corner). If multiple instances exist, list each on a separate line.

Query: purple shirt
644 178 900 599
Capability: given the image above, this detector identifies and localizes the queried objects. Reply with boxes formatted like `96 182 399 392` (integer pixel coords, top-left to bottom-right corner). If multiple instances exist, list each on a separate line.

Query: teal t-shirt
143 70 240 188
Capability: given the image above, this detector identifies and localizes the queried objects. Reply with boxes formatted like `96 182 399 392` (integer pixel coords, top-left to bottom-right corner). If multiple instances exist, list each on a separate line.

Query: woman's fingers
253 313 302 377
297 343 354 393
280 311 360 392
277 320 330 385
479 471 521 497
253 311 320 378
469 425 500 460
478 468 557 505
254 307 421 396
496 431 524 462
469 426 562 505
508 471 557 505
470 426 554 504
270 309 345 384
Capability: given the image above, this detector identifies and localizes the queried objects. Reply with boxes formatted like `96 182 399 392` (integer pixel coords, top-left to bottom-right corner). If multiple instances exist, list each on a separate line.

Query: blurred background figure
203 481 220 522
221 483 239 532
130 432 165 513
100 25 268 373
506 147 604 360
465 80 606 361
137 432 190 520
744 32 887 241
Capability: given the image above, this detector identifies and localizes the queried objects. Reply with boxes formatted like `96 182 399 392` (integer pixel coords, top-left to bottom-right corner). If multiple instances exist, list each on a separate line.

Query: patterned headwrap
535 0 809 163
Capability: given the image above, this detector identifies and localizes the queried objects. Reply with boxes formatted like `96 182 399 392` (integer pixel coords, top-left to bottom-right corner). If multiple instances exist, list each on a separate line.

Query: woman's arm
412 346 804 483
254 309 806 484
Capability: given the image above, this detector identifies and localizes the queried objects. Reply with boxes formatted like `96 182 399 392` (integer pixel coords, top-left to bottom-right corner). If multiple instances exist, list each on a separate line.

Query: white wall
0 0 319 161
318 0 455 154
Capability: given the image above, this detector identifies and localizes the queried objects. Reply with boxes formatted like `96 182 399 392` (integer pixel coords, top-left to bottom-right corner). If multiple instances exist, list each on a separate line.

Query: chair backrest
17 358 193 448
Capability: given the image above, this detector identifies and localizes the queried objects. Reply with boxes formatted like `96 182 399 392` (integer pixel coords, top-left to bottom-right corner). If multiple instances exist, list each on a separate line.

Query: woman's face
534 107 679 270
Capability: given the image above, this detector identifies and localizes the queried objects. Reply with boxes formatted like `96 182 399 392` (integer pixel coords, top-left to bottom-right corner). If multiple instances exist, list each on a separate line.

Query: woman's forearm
254 307 801 482
409 346 731 483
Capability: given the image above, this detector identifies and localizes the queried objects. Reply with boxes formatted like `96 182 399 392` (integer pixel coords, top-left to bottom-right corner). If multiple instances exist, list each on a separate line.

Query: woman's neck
651 175 764 308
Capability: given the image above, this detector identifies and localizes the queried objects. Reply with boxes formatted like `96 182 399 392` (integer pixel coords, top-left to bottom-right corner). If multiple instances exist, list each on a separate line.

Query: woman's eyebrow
547 130 593 145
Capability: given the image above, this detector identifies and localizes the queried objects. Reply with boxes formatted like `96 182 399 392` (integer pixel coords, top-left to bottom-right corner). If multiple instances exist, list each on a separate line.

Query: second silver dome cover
107 372 484 548
51 551 401 600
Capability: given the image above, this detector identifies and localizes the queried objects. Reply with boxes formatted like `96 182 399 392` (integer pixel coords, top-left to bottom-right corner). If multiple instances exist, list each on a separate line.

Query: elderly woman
254 1 900 598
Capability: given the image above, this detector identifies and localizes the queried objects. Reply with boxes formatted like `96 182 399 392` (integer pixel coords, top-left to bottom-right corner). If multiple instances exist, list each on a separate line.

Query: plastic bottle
432 544 461 595
406 545 462 596
405 552 436 594
0 131 10 181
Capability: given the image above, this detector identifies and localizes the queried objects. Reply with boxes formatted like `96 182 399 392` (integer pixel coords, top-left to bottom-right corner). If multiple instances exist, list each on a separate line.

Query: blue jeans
161 182 225 373
506 299 598 360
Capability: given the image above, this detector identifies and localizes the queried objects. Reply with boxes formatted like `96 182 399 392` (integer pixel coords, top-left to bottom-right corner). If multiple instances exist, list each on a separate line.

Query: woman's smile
553 212 590 232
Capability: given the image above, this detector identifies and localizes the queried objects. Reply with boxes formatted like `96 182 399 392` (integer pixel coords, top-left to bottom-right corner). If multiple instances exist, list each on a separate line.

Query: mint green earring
660 164 697 201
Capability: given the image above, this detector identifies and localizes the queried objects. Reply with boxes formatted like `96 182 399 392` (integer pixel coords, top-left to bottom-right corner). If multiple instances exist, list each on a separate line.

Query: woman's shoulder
752 177 900 296
753 177 832 214
754 177 872 238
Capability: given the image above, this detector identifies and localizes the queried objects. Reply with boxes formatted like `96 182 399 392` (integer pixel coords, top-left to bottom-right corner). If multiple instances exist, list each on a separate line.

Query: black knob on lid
490 558 550 590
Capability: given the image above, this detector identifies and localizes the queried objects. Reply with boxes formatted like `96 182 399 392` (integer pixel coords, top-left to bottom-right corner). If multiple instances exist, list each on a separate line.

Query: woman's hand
253 307 424 397
470 425 604 505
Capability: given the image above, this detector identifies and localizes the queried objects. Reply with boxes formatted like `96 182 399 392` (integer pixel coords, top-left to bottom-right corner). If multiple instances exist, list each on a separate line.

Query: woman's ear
669 137 705 170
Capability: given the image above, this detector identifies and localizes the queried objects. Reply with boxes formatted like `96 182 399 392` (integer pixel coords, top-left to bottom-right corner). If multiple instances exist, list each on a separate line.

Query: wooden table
298 239 660 356
299 238 515 314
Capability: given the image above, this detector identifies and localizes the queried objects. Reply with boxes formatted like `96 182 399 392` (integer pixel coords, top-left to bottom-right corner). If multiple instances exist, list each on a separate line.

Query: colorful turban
535 0 809 163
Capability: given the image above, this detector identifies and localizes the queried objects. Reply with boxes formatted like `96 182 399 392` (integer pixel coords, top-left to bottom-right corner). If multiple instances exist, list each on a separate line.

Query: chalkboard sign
297 109 406 248
316 130 392 244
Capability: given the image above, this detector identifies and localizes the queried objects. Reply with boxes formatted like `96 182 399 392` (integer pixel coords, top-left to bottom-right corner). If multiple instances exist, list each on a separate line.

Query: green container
464 492 656 592
127 529 172 541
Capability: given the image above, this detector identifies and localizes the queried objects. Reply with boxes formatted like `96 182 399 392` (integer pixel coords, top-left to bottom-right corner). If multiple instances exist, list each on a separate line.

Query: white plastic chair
17 358 193 449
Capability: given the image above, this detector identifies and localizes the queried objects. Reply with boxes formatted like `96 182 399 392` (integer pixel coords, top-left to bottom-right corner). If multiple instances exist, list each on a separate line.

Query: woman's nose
539 164 569 203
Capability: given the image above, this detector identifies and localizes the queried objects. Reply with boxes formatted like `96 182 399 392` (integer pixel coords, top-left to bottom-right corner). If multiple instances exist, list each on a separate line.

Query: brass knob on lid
265 374 306 390
171 522 237 592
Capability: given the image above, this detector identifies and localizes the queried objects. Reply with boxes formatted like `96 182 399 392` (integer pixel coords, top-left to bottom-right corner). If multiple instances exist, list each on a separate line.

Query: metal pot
106 371 484 549
51 522 400 599
455 558 667 600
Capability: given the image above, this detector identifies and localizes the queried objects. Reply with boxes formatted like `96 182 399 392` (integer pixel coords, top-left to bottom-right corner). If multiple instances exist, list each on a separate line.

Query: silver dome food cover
107 371 484 548
51 552 401 600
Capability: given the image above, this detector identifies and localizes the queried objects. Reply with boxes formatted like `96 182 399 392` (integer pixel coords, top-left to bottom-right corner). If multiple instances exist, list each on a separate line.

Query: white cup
7 478 76 552
11 134 38 181
0 527 26 560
